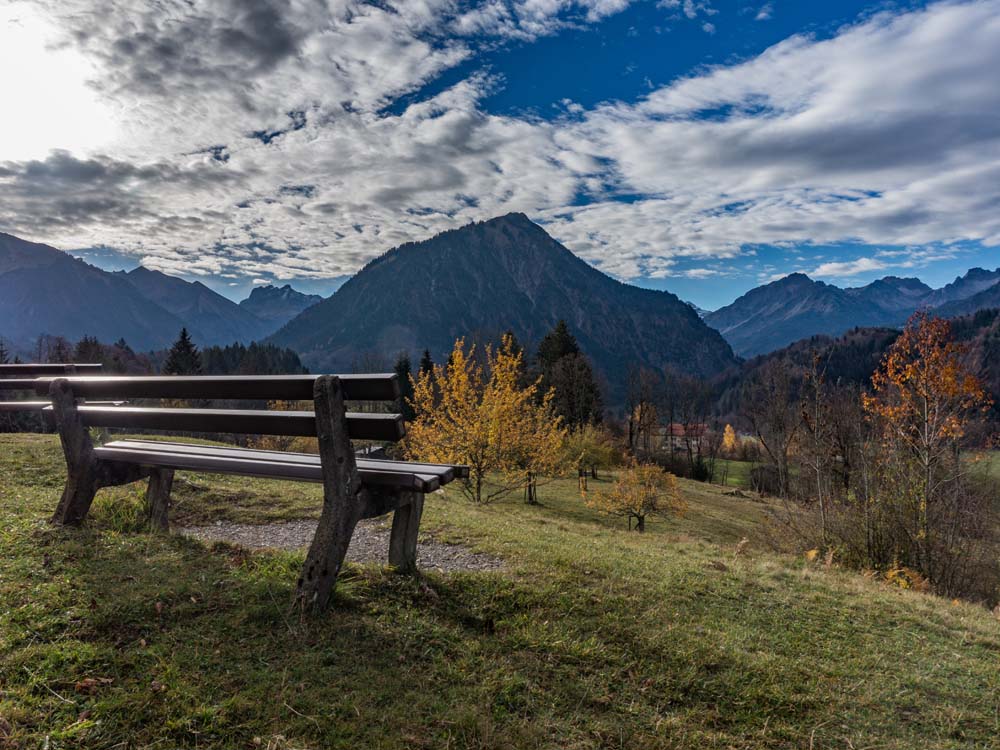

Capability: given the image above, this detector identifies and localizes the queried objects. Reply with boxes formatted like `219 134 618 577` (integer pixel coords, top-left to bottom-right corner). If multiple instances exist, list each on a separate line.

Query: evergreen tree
536 320 579 370
74 335 104 365
163 328 202 375
535 321 603 428
0 338 9 365
419 349 434 376
394 352 415 421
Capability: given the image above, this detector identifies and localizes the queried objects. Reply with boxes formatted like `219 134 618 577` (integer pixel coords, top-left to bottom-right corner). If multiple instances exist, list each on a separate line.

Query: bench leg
53 470 102 526
296 375 364 615
50 379 101 526
388 492 423 572
147 469 174 532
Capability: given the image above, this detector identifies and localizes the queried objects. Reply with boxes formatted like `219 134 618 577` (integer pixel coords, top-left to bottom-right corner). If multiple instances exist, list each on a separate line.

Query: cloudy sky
0 0 998 308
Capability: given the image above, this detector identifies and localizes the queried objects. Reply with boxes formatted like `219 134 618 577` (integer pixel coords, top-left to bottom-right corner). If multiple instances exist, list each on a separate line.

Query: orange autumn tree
405 335 566 504
586 461 686 532
862 312 991 581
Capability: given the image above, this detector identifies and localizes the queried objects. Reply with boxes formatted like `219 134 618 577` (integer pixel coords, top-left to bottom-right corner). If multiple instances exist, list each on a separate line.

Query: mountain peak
240 283 322 327
269 214 737 398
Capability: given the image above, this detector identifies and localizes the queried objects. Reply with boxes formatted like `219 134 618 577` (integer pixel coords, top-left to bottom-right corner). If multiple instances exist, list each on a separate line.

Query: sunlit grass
1 433 998 749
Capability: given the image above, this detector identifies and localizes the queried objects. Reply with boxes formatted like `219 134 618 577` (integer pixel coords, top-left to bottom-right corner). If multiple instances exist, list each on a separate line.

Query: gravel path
179 518 505 573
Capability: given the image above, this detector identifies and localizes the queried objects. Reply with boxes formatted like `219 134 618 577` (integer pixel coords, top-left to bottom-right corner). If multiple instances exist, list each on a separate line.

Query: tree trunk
635 515 645 532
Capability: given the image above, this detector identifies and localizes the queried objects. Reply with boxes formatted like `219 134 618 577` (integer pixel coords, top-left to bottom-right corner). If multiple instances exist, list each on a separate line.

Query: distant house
659 423 711 453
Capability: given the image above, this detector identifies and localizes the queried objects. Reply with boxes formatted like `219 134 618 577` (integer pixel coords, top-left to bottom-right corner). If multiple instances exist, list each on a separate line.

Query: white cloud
811 257 887 277
1 0 999 289
755 3 772 21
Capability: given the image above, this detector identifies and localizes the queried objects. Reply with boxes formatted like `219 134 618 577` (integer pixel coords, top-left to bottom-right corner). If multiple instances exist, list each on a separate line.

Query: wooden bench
34 373 466 612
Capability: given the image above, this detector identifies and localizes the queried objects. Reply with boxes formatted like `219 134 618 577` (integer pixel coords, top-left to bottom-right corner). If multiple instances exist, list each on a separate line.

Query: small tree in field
862 312 991 585
405 335 566 504
564 423 620 489
587 462 686 532
721 424 738 457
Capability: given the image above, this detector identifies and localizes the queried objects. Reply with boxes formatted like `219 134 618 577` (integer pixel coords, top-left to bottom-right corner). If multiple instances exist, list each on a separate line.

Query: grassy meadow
1 433 999 749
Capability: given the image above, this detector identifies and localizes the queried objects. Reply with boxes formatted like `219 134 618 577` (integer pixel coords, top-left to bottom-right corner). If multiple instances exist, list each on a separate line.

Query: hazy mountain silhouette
239 284 323 328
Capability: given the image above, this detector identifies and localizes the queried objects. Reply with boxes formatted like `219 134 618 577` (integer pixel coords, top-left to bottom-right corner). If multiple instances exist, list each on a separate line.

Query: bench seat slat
32 374 399 401
105 440 467 482
93 445 441 493
73 406 404 441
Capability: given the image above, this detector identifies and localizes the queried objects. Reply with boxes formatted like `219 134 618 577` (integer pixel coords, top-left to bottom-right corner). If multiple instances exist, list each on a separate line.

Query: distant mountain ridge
705 268 1000 357
239 284 322 327
269 213 738 394
0 232 317 351
0 233 187 351
117 266 267 345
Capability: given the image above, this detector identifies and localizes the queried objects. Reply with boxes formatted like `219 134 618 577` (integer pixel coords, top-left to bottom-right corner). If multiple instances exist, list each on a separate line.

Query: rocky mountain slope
270 213 738 391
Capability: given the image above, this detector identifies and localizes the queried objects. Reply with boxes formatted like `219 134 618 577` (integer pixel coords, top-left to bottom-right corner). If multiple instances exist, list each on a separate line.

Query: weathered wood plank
72 405 405 441
94 445 441 492
32 374 399 401
102 440 462 482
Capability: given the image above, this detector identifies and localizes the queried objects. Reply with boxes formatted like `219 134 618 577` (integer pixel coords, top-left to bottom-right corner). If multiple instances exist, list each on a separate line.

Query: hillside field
1 434 998 749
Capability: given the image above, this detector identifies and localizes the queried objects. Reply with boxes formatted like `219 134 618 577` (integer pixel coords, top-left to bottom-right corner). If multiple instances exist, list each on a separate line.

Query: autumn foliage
586 461 686 532
404 335 567 503
860 312 992 587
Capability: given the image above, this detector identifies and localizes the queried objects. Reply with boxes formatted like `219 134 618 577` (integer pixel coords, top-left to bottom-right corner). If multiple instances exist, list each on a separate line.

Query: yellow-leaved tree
721 424 738 457
586 461 686 532
405 335 567 504
563 423 621 490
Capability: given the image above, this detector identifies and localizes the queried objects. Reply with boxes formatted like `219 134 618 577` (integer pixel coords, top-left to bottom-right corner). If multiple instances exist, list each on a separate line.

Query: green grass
712 458 754 489
1 434 999 749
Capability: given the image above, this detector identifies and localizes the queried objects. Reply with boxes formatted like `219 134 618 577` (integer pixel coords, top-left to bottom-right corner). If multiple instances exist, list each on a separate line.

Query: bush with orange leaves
586 461 686 532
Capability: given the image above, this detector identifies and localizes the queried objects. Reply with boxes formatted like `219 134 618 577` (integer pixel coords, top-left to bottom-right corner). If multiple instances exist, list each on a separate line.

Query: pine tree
74 335 104 365
418 349 434 376
163 328 202 375
394 352 415 421
536 321 603 428
0 338 9 365
536 320 579 370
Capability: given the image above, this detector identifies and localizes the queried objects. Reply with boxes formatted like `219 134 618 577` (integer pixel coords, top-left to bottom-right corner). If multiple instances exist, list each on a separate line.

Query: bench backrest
1 363 102 392
41 374 405 442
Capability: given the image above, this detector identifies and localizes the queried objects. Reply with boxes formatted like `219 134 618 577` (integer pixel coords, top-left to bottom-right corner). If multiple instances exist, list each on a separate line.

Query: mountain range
4 218 1000 389
0 232 320 351
705 268 1000 357
268 213 738 390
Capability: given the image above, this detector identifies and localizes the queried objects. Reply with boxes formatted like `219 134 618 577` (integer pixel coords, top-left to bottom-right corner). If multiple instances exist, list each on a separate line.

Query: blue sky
2 0 999 309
